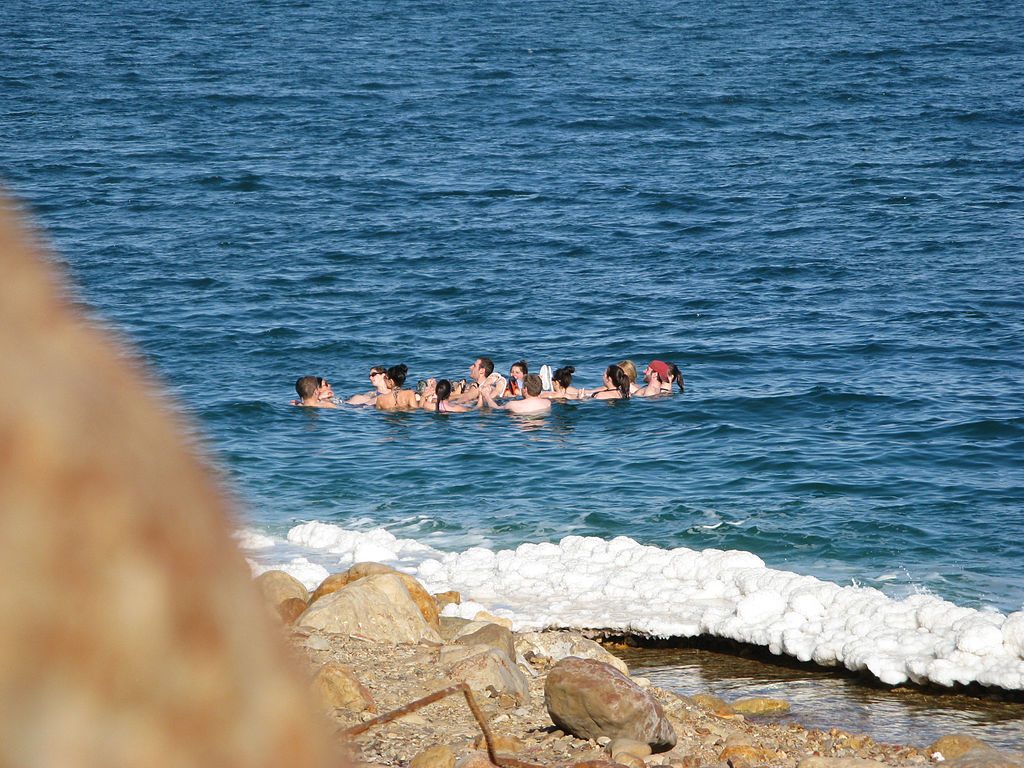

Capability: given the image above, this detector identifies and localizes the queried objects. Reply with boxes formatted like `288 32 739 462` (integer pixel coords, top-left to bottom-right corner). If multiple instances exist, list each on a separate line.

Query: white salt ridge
276 522 1024 691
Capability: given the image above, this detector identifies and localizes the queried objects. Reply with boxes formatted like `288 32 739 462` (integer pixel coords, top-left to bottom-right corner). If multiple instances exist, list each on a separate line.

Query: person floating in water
456 357 507 403
587 364 632 400
479 373 551 415
541 365 583 400
638 360 684 396
375 364 420 411
420 379 476 413
293 375 337 408
504 359 528 397
347 365 389 405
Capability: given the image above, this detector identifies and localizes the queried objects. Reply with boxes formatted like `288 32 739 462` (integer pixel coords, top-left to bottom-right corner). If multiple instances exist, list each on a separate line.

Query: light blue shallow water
2 0 1023 624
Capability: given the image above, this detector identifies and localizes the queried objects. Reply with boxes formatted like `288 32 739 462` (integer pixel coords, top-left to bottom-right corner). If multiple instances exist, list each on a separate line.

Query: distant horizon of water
3 0 1023 736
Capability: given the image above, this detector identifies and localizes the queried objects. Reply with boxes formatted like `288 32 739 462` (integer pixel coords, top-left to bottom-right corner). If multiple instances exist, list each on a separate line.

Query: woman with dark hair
375 363 419 411
347 364 389 405
505 360 529 397
541 365 583 400
638 360 684 396
421 379 475 413
589 364 631 400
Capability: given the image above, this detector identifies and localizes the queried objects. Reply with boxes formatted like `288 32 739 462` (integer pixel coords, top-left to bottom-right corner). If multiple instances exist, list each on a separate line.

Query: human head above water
523 373 543 397
434 379 452 408
605 364 631 399
552 365 575 390
615 360 638 384
471 357 494 380
295 376 319 401
510 360 528 379
385 363 408 388
646 359 670 382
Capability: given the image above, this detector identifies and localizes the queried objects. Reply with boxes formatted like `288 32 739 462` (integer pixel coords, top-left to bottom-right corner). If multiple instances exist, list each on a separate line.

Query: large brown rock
441 645 530 704
0 196 337 766
544 657 676 752
256 569 310 607
944 751 1023 768
311 563 440 630
454 622 516 661
411 745 456 768
298 573 443 644
312 662 376 714
731 696 791 715
929 735 996 761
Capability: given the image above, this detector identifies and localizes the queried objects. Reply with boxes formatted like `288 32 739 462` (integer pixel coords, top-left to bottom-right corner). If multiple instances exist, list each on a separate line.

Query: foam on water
247 522 1024 691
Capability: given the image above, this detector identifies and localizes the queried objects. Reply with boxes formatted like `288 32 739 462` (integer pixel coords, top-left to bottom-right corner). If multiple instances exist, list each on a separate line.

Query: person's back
504 374 551 415
376 364 419 411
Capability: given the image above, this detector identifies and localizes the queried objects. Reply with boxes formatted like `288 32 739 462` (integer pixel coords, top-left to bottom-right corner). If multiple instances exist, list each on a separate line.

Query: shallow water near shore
618 645 1024 752
3 0 1023 748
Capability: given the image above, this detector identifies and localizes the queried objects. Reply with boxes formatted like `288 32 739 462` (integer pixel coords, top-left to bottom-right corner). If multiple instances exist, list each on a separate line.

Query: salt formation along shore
253 559 1024 768
245 522 1024 692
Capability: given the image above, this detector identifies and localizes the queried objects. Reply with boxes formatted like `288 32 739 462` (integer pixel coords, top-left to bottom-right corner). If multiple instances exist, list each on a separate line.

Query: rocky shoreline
257 565 1023 768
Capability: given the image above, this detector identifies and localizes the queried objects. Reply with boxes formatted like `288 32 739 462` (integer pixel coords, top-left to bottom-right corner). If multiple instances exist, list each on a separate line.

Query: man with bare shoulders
456 356 507 403
480 373 551 415
294 375 338 408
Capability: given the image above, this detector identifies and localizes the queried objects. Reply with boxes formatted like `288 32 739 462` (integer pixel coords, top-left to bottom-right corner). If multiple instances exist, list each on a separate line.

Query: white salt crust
255 521 1024 690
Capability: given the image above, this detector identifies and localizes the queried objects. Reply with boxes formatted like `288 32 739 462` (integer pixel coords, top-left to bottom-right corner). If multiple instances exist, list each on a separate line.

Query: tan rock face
730 696 791 715
444 646 530 705
410 745 457 768
0 195 337 767
312 662 376 714
943 751 1023 768
257 569 310 607
278 597 310 625
453 622 516 661
516 631 629 675
929 735 996 760
690 693 735 715
433 590 461 609
544 657 676 752
299 573 443 644
311 563 440 630
608 737 652 759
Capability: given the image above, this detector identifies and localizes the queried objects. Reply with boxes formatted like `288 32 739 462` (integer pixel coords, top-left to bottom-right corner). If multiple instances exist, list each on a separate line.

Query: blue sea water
3 0 1023 629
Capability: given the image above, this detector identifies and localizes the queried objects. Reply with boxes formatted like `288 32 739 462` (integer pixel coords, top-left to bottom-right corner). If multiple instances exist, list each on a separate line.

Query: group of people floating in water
294 357 683 416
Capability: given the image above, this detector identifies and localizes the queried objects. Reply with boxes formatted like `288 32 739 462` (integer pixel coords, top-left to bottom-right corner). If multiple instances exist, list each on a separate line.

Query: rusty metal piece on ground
338 682 543 768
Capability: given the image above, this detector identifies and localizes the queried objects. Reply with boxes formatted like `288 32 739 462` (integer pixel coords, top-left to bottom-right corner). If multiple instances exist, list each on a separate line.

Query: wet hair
434 379 452 411
524 373 543 397
477 357 494 377
552 365 575 389
295 376 318 400
615 360 638 384
370 364 387 376
605 365 631 399
668 363 685 392
510 360 528 376
386 363 408 388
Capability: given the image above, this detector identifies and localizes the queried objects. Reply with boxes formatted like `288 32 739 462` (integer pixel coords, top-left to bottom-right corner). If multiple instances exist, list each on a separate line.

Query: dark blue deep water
3 0 1023 619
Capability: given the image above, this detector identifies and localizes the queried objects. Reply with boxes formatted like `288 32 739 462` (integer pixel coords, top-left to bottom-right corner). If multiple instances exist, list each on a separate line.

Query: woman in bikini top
588 364 631 400
375 363 419 411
